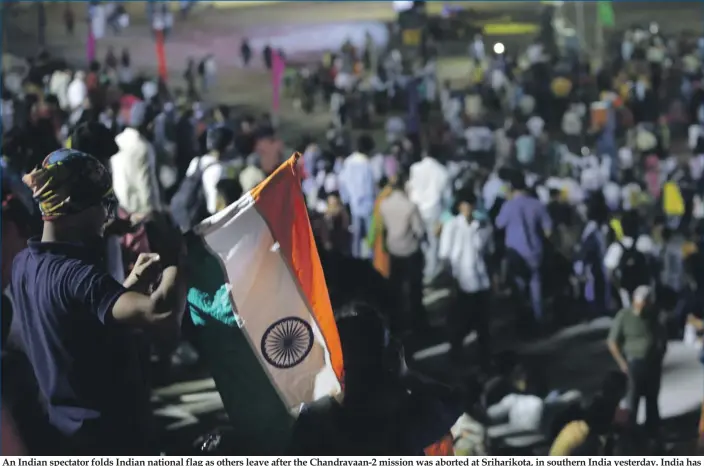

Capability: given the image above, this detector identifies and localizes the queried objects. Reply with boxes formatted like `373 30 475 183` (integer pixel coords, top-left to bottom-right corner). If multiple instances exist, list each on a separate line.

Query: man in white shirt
439 190 493 366
67 71 88 112
339 135 377 258
49 67 72 111
408 148 450 281
184 126 236 215
112 102 163 216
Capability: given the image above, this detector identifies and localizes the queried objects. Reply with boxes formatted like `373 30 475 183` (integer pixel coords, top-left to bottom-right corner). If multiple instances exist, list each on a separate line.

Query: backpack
170 157 214 232
617 239 650 295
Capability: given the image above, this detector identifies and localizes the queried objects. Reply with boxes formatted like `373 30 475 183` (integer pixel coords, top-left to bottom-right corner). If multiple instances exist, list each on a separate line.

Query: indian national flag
185 153 342 452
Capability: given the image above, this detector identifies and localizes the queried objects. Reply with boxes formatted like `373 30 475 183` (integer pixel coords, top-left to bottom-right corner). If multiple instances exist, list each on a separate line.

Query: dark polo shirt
10 237 151 454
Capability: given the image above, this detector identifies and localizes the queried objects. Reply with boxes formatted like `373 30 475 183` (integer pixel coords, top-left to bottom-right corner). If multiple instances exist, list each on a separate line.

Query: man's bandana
22 148 117 221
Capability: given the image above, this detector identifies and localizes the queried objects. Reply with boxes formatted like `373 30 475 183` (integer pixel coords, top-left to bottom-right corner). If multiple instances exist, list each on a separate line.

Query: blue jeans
422 217 440 281
350 213 371 259
507 249 543 322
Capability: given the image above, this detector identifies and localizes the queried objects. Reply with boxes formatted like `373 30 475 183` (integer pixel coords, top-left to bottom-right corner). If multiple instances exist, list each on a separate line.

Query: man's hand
124 253 161 292
618 361 629 376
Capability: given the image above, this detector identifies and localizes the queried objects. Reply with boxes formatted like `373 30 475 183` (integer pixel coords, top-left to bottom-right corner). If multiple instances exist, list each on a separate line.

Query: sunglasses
102 196 118 221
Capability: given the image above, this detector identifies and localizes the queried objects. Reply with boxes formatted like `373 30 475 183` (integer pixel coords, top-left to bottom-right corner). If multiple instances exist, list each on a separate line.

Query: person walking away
603 211 654 308
12 148 187 454
439 189 494 368
496 171 552 326
202 55 217 94
117 48 133 86
379 175 427 333
105 46 118 72
184 58 198 101
263 44 273 71
408 145 451 282
607 286 666 443
366 177 394 278
339 135 377 258
67 71 88 114
63 5 75 36
112 102 163 217
49 65 72 112
241 38 252 67
182 126 236 217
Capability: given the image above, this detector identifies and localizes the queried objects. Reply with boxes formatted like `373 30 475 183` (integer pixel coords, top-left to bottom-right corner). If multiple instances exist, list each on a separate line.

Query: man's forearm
607 340 627 370
153 264 187 321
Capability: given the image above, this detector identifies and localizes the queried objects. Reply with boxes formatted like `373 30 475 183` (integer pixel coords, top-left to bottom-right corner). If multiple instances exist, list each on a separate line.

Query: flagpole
155 29 168 82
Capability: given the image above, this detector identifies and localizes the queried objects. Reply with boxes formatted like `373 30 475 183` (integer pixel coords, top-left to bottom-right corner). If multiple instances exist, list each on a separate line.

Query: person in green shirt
607 285 666 439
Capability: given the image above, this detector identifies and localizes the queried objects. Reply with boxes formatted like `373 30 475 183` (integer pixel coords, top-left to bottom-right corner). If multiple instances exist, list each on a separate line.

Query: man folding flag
185 153 343 454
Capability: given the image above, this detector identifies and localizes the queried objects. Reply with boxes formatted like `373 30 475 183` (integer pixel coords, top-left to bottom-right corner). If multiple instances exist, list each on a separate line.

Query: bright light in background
392 1 414 12
493 42 505 54
649 22 659 34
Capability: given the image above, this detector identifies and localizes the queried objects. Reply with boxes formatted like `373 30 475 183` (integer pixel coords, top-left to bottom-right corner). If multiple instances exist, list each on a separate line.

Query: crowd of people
2 2 704 457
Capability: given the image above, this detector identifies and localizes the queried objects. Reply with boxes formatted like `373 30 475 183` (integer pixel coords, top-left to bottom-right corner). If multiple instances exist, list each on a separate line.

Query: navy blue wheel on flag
261 317 314 369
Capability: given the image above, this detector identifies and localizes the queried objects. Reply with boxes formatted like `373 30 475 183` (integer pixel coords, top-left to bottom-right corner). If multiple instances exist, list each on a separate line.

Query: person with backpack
171 125 235 232
603 211 655 308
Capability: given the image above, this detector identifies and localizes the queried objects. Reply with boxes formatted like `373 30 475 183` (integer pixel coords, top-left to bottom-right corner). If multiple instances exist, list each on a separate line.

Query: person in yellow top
550 371 627 456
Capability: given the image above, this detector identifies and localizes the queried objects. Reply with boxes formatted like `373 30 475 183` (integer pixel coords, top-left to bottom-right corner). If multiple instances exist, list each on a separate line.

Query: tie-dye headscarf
22 148 117 221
